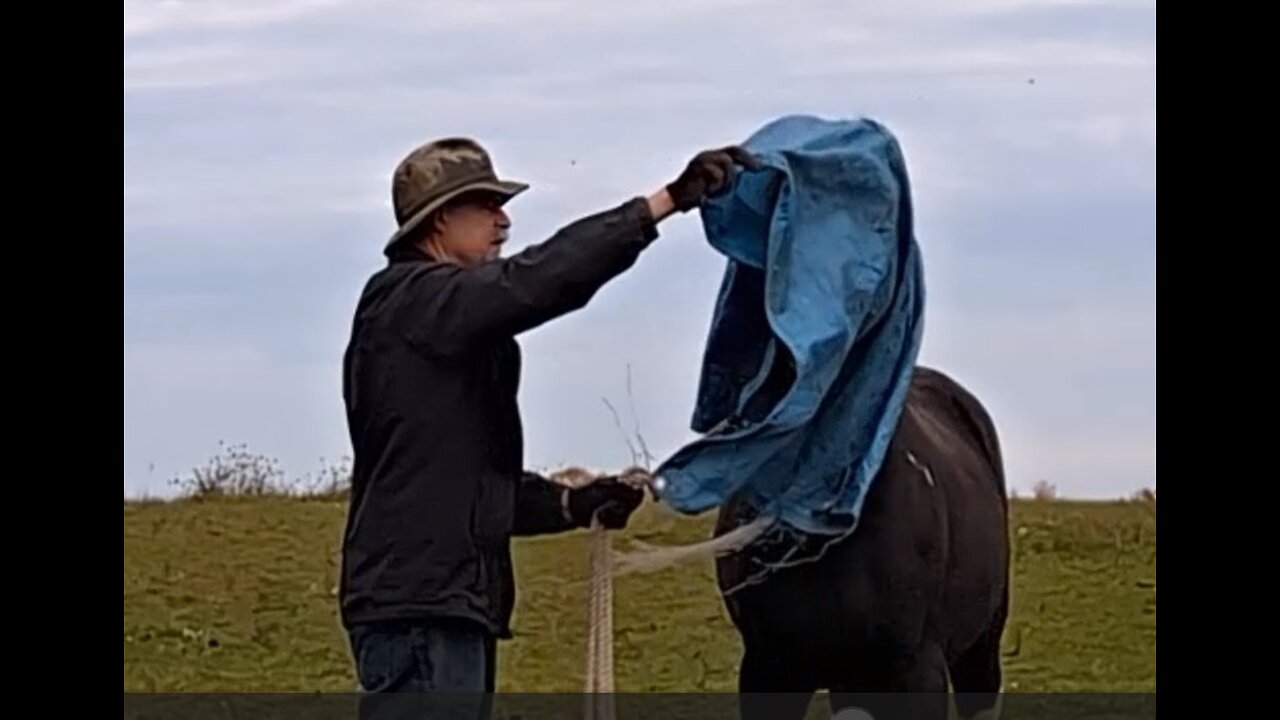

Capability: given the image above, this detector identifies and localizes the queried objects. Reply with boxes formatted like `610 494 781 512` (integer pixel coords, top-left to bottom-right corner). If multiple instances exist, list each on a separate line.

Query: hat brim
386 179 529 249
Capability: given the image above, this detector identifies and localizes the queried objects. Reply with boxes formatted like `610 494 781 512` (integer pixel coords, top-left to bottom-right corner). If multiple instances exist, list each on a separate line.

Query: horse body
714 366 1010 720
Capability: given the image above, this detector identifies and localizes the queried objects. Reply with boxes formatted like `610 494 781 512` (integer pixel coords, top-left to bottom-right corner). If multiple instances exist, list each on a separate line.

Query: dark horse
713 365 1010 720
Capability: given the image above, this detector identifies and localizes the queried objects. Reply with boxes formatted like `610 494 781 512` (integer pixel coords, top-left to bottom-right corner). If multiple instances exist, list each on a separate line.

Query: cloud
124 0 1156 498
124 0 347 38
125 0 1154 236
125 340 349 496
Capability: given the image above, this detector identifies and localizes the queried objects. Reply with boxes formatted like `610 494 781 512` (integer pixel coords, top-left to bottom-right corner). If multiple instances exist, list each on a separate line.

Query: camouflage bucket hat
386 137 529 250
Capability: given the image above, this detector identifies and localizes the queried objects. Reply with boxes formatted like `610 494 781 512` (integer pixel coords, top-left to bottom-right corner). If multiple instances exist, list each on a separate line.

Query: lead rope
581 468 773 720
582 468 652 720
584 520 615 720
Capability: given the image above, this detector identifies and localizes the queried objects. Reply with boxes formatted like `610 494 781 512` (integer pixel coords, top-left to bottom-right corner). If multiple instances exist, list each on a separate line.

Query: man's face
428 192 511 267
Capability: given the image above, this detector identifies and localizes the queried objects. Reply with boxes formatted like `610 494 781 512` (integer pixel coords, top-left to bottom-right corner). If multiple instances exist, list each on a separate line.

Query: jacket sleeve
403 197 660 355
512 471 578 536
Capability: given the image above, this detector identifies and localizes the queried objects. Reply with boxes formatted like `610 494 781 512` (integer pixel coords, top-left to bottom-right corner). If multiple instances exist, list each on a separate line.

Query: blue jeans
348 618 497 693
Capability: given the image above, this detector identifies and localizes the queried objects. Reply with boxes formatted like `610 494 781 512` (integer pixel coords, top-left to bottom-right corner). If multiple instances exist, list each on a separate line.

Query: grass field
123 495 1155 693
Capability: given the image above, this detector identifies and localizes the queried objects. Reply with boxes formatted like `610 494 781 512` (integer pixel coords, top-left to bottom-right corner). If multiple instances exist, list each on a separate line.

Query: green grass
123 496 1155 692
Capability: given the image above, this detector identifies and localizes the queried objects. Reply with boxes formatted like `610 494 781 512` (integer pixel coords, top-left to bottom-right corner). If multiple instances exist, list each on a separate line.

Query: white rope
584 521 616 720
612 513 773 577
610 469 774 578
581 468 774 720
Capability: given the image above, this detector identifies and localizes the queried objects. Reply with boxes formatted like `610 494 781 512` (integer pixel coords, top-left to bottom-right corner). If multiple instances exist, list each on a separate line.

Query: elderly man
339 136 760 694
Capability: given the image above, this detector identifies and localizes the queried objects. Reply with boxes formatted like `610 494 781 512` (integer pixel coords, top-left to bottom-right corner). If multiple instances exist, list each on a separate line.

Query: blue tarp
651 115 926 541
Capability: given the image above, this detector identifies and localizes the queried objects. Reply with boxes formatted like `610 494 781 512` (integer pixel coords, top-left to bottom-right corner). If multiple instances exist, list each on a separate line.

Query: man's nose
494 208 511 228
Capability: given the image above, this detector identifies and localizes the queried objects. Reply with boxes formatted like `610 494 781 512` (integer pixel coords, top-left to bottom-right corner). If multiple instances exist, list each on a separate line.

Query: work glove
565 476 645 529
665 146 763 213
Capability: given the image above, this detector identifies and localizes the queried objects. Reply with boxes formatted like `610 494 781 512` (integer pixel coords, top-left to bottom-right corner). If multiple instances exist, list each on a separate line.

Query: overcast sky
124 0 1155 499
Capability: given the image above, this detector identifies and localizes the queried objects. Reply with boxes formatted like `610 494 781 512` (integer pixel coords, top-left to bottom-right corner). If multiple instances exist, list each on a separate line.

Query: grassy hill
123 494 1155 693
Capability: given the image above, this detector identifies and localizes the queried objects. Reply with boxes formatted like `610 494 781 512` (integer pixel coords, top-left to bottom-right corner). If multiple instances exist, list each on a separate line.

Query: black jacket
339 197 660 637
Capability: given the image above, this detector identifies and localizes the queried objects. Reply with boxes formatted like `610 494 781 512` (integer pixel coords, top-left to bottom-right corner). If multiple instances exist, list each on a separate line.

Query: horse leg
737 645 819 720
828 644 949 720
948 602 1008 720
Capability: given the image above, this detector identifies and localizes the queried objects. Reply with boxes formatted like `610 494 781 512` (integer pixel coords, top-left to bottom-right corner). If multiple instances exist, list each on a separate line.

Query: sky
124 0 1156 500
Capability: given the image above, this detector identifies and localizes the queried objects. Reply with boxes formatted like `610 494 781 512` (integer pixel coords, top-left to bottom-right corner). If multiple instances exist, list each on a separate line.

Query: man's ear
430 208 450 236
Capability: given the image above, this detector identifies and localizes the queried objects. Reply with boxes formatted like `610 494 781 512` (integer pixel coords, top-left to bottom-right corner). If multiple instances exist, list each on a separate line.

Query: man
340 136 760 694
